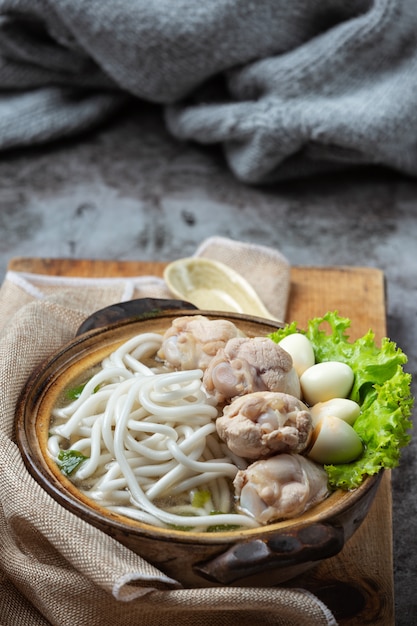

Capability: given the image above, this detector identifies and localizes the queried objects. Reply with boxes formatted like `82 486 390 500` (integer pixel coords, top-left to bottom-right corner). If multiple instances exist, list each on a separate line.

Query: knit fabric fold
1 0 416 182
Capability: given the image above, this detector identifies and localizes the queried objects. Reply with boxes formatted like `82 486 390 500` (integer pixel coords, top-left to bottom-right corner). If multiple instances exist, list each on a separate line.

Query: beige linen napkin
0 239 337 626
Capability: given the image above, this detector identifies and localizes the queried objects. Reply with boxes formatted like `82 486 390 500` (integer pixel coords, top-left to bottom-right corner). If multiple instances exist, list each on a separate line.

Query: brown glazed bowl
15 303 381 588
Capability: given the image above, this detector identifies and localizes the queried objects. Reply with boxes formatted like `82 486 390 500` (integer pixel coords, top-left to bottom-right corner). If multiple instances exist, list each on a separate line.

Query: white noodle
75 417 103 479
49 331 258 530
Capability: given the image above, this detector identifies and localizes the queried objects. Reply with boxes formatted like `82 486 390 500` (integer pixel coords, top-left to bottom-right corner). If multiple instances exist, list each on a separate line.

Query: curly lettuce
269 311 413 489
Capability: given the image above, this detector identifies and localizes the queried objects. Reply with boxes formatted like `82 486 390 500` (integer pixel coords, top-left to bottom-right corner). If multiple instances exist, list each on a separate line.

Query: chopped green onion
57 449 88 476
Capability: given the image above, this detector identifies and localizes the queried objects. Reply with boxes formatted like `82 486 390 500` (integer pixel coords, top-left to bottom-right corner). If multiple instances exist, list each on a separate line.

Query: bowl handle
194 523 344 584
76 298 197 335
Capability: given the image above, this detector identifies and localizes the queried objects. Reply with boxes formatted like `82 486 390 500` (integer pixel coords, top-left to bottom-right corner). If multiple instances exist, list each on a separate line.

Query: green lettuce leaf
269 311 413 489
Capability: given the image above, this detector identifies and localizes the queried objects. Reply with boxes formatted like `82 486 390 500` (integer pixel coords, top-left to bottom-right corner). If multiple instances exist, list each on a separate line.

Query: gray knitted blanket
1 0 416 183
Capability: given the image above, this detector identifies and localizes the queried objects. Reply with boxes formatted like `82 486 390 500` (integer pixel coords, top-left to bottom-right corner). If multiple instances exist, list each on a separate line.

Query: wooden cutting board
8 257 394 625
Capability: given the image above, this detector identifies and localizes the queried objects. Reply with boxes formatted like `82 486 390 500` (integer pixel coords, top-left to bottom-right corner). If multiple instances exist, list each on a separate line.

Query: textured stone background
1 102 415 624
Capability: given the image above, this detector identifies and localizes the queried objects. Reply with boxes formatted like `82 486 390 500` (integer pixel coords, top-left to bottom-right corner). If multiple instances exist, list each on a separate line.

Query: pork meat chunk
216 391 312 459
156 315 246 371
203 336 300 403
234 453 329 524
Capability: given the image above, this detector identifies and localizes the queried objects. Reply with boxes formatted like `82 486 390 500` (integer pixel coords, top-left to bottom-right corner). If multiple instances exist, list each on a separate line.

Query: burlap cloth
0 238 337 626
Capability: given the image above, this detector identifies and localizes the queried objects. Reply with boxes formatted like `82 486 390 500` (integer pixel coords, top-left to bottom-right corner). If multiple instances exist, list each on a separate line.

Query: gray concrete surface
1 102 416 624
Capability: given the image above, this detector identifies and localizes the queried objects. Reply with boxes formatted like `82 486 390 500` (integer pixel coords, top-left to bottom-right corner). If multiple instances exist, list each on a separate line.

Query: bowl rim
15 307 381 546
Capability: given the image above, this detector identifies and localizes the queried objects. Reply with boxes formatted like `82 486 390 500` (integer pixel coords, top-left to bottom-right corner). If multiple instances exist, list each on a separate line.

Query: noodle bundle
48 332 258 530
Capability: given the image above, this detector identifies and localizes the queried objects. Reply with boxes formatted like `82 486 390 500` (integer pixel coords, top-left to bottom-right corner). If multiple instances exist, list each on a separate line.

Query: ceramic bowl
15 302 381 588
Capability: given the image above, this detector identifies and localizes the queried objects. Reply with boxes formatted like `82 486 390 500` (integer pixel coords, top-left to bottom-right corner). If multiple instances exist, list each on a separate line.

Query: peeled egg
310 398 361 427
278 333 315 377
300 361 354 406
307 415 363 464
